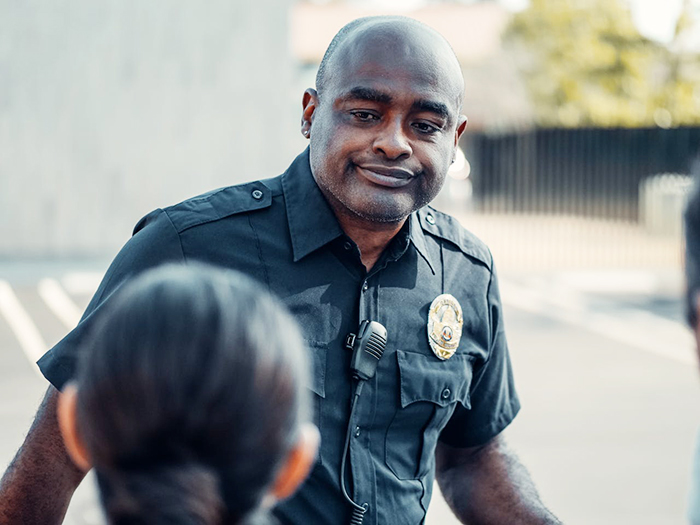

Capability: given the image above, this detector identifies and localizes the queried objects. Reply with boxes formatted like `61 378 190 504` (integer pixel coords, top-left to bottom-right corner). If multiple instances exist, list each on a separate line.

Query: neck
334 209 406 272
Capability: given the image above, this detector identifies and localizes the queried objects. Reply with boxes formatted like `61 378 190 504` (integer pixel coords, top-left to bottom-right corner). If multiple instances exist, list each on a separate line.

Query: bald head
316 16 465 108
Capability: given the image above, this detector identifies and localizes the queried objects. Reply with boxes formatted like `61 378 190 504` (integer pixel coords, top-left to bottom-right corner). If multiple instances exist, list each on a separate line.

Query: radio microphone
345 320 387 382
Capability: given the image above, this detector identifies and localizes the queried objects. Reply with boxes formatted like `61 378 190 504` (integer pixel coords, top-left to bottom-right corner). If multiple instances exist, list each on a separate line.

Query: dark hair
686 163 700 327
73 264 310 525
315 17 369 94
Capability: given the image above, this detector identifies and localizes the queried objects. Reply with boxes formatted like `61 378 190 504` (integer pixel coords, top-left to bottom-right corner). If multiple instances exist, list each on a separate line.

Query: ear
270 422 320 501
57 383 91 472
301 88 319 139
454 114 468 147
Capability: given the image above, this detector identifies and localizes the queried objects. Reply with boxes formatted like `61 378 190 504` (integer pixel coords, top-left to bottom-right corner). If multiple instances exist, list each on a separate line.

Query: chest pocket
385 349 474 480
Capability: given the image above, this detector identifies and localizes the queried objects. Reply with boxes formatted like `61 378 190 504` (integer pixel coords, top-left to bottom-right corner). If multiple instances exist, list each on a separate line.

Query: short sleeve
36 209 185 390
438 260 520 447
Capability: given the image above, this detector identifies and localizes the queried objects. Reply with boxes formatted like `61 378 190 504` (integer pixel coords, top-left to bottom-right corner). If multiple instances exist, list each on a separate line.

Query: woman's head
57 264 318 524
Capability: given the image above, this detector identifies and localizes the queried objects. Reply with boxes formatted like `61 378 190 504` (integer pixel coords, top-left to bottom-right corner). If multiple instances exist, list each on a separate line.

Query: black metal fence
462 127 700 220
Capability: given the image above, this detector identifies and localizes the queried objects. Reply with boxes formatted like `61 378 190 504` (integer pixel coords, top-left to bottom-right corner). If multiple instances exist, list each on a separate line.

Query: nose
373 118 412 160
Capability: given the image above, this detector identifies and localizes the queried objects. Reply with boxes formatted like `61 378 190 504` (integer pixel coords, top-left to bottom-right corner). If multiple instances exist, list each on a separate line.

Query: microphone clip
345 320 388 382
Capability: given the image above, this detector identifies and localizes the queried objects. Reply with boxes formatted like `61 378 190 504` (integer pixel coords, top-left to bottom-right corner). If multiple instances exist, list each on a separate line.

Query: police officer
0 16 561 525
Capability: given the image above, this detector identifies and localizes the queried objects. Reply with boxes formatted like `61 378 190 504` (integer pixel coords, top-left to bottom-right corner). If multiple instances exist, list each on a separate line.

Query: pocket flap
396 350 473 409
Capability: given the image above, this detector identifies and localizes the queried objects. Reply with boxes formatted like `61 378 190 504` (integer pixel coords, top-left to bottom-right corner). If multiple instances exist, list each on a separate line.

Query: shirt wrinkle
162 209 187 263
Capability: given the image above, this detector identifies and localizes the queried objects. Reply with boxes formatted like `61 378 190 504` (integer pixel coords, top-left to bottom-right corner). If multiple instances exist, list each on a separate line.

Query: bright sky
500 0 695 43
360 0 698 44
628 0 694 43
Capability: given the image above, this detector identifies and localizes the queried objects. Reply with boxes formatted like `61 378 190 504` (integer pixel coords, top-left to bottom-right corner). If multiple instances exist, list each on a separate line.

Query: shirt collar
282 148 345 262
282 147 436 273
409 211 436 274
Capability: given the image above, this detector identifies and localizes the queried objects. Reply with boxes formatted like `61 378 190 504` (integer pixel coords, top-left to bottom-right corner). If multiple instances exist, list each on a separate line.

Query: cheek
421 147 451 179
311 119 350 155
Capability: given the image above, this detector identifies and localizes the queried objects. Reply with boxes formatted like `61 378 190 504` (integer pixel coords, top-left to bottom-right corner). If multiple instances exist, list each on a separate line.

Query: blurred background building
2 0 699 265
1 0 301 256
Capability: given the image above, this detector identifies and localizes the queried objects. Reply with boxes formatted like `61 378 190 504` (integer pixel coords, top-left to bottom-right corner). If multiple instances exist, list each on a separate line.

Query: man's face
303 25 467 224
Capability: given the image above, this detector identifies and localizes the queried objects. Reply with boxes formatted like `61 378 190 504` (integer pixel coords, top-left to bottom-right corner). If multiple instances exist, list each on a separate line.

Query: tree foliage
505 0 700 127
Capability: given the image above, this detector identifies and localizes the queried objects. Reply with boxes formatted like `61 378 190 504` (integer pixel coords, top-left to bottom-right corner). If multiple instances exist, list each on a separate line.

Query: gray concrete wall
0 0 304 257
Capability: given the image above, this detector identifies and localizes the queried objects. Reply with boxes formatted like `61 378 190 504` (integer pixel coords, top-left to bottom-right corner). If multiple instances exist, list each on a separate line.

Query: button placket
352 274 378 522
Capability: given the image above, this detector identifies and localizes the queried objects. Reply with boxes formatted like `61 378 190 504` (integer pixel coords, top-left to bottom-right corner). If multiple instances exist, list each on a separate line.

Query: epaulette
417 206 492 270
160 177 282 234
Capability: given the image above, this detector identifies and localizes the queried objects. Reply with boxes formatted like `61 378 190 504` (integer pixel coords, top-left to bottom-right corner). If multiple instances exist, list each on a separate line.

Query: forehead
325 23 463 110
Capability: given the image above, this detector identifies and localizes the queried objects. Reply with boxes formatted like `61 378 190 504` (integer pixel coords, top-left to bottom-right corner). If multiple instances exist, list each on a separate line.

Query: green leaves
506 0 700 127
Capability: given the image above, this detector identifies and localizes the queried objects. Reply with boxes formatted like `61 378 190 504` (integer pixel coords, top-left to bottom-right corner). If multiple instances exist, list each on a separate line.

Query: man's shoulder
139 176 285 236
417 206 493 270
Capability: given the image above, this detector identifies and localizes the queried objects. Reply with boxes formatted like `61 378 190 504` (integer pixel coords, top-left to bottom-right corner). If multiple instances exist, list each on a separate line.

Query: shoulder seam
419 206 492 270
165 180 276 234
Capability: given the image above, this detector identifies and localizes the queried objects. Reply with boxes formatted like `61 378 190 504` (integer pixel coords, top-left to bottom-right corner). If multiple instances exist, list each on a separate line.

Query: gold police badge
427 294 463 360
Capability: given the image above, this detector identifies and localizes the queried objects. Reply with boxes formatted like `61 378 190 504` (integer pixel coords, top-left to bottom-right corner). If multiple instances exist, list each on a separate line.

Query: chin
350 199 416 224
356 211 407 224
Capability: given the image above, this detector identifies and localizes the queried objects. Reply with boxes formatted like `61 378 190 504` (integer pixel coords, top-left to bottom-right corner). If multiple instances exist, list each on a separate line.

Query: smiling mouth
356 165 416 188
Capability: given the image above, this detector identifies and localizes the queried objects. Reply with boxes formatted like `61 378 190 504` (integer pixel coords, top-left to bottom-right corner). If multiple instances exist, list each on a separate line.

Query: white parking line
61 271 102 296
500 279 696 366
0 280 46 375
38 278 82 329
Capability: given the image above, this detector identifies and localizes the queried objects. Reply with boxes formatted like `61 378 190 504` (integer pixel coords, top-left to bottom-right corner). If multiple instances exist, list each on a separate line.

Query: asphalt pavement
0 260 697 525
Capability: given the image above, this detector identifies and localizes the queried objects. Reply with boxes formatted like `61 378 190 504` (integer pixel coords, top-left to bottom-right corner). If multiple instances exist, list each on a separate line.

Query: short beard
346 187 434 224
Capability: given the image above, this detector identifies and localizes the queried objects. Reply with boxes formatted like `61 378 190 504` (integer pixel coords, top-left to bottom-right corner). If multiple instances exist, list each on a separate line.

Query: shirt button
343 241 353 251
251 189 263 200
362 281 368 292
441 388 451 400
354 426 361 437
426 213 436 225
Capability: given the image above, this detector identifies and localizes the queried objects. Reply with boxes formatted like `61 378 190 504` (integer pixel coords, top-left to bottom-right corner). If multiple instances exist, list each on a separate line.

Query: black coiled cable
349 505 366 525
340 381 367 525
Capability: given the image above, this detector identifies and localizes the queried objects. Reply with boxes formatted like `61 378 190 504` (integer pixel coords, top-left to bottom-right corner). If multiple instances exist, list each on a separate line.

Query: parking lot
0 259 697 524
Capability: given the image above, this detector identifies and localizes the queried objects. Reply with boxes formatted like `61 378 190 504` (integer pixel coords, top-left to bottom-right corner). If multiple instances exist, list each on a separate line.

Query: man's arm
0 385 86 524
436 434 561 525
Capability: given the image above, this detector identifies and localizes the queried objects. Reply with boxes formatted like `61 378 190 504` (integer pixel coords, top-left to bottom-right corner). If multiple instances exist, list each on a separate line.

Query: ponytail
96 463 225 525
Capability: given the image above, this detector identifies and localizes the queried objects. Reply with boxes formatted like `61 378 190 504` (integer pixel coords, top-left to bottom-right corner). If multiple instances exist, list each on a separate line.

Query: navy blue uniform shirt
38 149 520 525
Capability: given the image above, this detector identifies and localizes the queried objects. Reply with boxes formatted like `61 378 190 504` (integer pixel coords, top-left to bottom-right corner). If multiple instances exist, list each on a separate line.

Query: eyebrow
338 87 451 121
412 99 450 121
339 86 393 105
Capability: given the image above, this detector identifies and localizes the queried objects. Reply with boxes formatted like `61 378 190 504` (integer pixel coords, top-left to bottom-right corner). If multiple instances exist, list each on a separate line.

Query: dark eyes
349 111 441 135
350 111 379 122
412 122 440 134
